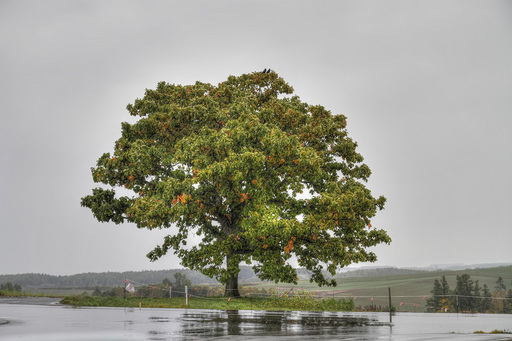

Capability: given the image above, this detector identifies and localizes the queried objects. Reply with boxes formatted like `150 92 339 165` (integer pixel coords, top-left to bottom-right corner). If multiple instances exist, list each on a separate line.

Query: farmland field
244 266 512 311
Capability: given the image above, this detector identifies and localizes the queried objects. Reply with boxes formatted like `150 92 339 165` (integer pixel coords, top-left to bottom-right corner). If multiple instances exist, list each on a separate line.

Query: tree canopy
81 71 391 296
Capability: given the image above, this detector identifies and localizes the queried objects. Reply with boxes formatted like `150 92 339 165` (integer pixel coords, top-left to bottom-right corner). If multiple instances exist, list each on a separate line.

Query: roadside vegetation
0 290 56 298
0 282 62 298
61 289 354 312
0 282 39 297
474 330 511 334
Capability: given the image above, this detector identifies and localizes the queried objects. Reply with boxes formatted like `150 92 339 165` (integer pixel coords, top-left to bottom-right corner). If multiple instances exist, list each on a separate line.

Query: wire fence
107 278 512 313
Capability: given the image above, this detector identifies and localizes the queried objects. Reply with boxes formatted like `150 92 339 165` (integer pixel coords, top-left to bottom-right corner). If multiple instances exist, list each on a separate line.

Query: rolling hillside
262 266 512 311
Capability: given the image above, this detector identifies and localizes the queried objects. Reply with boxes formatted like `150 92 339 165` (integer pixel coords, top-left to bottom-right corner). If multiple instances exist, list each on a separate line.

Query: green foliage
260 287 353 311
132 273 193 298
474 330 512 334
426 278 443 312
0 282 22 293
506 289 512 314
495 276 507 293
97 286 125 297
81 71 390 294
61 290 354 312
426 273 512 313
171 273 192 297
489 330 512 334
454 274 475 311
0 269 217 290
480 284 492 312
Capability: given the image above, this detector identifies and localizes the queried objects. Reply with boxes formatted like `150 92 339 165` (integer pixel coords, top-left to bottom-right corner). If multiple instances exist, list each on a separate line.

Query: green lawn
60 294 354 312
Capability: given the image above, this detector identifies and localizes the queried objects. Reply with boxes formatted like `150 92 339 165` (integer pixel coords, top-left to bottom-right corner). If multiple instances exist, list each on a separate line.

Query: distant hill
333 267 425 278
0 266 401 289
1 264 511 291
407 262 512 271
0 269 218 290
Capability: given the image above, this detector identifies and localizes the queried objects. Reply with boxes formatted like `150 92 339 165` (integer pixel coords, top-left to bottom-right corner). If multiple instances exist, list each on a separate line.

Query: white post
185 286 188 305
169 286 172 298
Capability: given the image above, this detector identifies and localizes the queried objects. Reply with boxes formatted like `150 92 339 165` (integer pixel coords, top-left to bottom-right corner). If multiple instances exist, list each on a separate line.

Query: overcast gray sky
1 1 511 276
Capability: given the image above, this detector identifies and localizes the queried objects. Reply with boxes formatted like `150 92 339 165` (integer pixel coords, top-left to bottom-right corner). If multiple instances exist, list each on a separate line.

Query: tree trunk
224 252 241 297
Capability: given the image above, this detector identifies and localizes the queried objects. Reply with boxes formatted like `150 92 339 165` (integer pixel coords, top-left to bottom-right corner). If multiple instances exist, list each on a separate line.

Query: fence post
185 286 188 306
388 287 392 323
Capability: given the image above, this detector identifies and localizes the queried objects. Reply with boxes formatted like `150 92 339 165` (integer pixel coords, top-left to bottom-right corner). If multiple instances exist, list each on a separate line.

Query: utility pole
388 287 392 323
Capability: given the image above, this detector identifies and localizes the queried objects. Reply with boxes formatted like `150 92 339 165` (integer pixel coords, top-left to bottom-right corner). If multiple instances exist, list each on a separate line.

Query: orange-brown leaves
172 193 190 205
284 238 295 254
239 193 249 203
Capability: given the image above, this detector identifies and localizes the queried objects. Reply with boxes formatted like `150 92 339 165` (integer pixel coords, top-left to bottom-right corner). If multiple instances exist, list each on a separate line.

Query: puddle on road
172 310 389 338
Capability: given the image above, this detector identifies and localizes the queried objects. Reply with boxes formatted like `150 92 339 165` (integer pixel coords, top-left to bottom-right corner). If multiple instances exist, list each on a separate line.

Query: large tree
454 274 475 312
81 71 391 296
426 275 451 312
426 278 443 312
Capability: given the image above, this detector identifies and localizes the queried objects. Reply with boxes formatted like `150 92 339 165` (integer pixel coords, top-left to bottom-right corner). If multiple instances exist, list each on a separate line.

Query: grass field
243 266 512 311
60 293 354 312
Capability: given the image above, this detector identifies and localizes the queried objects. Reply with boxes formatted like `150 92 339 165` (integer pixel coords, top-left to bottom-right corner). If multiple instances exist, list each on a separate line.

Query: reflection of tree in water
179 310 389 337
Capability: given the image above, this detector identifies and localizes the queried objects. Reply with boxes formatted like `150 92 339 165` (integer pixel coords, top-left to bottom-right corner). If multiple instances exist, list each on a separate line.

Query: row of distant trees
0 282 22 293
91 272 269 298
92 273 193 298
0 266 288 290
426 275 512 313
0 269 220 289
